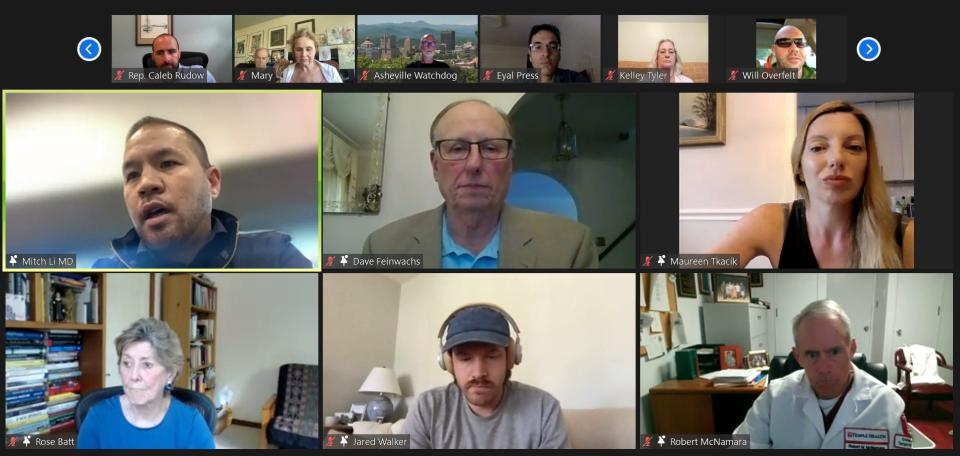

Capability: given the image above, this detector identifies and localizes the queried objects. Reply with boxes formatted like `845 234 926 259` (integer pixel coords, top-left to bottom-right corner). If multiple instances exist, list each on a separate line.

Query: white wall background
104 273 152 387
322 273 636 423
322 274 401 418
111 15 233 83
205 273 319 422
678 93 798 268
618 16 709 62
392 273 635 414
321 93 523 253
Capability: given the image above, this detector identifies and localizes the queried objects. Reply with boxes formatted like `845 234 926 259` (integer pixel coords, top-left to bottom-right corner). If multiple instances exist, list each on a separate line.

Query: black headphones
437 303 522 372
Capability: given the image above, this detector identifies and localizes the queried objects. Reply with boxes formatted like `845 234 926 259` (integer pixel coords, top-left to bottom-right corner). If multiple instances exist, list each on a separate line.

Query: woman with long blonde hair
652 39 693 83
710 100 913 268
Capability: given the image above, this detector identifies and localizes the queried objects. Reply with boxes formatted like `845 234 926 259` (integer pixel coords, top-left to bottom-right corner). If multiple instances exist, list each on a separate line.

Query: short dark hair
528 24 561 46
126 116 211 168
152 33 180 52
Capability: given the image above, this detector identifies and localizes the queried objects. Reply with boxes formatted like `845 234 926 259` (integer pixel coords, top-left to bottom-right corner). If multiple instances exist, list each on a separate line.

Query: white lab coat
734 364 910 448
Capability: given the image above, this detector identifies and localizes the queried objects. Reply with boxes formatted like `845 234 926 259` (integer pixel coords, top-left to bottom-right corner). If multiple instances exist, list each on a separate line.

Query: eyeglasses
434 139 513 160
774 38 807 48
421 40 436 48
529 42 561 53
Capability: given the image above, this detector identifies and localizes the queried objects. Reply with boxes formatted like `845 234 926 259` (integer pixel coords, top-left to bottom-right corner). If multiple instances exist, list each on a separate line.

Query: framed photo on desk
719 344 741 369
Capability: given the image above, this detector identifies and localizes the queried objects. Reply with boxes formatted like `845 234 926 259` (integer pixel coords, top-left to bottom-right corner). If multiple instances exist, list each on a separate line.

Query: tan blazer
362 204 599 268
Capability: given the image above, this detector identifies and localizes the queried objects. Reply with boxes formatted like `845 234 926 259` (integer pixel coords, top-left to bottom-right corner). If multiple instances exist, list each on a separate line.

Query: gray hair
428 99 515 150
792 299 852 345
115 317 184 382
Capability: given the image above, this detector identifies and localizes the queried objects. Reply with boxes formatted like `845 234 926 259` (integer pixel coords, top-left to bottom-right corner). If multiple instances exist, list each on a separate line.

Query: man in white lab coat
734 299 912 448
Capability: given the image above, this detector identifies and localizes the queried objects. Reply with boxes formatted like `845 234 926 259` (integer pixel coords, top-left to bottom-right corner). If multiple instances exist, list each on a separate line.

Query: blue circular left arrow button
77 37 102 62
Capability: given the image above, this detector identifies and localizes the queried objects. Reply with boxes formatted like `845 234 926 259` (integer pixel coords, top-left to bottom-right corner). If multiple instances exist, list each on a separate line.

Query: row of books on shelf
192 280 217 311
189 341 214 369
190 315 215 340
188 367 216 393
4 273 99 324
6 329 82 435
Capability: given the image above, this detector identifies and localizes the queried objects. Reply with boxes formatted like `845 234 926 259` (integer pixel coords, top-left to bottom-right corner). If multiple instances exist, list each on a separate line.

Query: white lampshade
358 367 401 395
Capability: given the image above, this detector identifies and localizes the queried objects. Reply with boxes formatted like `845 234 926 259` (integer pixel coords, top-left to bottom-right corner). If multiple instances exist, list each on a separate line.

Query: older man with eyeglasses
406 33 451 69
363 99 598 268
764 25 817 79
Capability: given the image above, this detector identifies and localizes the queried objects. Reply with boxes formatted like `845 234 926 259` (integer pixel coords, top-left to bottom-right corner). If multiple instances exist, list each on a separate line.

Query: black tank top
778 199 906 268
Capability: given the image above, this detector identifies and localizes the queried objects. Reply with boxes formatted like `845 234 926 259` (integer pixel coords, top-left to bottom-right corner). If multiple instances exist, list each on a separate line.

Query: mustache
467 377 493 387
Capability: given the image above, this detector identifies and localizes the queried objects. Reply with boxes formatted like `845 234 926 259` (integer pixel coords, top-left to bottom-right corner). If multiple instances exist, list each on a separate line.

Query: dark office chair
769 352 887 384
76 386 217 432
143 51 210 69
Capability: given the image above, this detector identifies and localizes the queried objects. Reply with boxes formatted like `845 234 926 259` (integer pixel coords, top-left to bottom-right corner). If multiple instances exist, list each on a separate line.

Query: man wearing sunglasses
363 99 599 268
406 33 451 69
765 25 817 79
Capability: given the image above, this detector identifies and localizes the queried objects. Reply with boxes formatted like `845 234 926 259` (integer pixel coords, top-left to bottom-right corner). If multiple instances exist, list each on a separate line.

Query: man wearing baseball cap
403 305 570 448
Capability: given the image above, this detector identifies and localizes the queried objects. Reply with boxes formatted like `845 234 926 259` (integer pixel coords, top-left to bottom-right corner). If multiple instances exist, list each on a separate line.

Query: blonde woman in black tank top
709 101 914 268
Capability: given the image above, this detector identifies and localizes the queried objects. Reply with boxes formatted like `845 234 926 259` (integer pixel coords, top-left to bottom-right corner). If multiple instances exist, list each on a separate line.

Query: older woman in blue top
77 318 215 449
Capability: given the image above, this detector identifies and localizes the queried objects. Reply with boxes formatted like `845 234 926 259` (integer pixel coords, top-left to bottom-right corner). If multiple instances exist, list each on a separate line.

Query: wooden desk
650 377 767 434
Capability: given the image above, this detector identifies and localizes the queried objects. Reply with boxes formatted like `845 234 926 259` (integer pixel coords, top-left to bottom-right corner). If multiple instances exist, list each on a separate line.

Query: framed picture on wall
136 15 173 46
269 25 288 48
249 31 263 52
698 273 712 295
713 273 751 303
679 93 726 146
749 273 764 287
295 19 315 33
677 273 697 298
235 35 247 57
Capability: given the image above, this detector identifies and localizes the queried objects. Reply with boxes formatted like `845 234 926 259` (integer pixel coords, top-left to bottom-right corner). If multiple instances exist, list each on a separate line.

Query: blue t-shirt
440 212 500 269
77 395 215 449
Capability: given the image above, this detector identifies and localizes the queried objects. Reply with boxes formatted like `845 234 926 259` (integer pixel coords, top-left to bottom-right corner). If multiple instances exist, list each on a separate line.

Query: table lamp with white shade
358 367 401 422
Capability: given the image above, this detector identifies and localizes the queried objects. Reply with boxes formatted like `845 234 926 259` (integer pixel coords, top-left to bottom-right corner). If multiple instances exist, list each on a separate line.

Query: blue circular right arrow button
856 37 881 62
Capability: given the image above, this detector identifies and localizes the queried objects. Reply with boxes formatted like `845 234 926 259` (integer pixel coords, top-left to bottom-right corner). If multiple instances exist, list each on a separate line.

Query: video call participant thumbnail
151 34 217 83
653 39 693 83
760 24 817 79
77 318 215 449
735 300 909 448
362 99 598 268
527 24 589 83
274 29 343 83
406 34 451 69
93 117 312 268
710 101 913 268
404 304 570 448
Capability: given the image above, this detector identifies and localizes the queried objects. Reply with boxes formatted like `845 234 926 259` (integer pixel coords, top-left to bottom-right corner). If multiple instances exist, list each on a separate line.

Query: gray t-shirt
403 380 571 449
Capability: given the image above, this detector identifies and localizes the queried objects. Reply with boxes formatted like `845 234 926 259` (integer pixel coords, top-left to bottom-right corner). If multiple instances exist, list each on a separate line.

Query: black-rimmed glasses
433 139 513 160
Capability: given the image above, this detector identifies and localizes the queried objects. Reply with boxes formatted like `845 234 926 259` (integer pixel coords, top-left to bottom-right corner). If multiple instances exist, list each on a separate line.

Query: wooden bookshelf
161 274 217 401
4 273 106 395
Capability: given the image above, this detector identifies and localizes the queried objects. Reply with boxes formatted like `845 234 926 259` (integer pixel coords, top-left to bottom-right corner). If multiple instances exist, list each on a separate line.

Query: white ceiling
6 92 318 200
